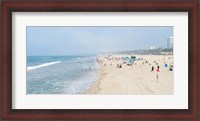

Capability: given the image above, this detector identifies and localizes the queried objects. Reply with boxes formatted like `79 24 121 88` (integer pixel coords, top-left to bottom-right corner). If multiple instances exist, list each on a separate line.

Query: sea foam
27 61 61 71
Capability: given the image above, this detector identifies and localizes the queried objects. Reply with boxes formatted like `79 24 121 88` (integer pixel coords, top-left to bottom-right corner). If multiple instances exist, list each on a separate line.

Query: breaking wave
27 61 61 71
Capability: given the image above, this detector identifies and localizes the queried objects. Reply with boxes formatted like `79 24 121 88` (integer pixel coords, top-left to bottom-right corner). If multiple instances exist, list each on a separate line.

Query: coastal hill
111 48 173 55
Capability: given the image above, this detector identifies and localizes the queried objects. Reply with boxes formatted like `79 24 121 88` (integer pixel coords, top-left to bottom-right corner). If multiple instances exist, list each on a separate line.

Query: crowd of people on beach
96 55 173 73
90 55 174 94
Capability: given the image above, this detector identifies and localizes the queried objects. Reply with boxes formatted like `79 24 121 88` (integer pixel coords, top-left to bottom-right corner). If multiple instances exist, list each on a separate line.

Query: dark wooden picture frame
0 0 199 120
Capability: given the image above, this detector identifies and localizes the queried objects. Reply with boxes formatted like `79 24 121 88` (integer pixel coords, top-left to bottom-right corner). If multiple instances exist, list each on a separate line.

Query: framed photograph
1 0 199 120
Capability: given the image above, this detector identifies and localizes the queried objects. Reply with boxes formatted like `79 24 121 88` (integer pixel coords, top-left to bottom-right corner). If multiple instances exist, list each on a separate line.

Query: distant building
149 46 156 50
167 36 174 49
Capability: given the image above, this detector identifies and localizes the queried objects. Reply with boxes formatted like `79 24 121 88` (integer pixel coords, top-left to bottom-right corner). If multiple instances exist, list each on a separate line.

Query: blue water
27 56 99 94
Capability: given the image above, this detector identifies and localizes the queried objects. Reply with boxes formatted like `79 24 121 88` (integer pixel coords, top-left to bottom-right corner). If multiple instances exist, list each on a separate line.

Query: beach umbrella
124 57 130 59
124 57 131 61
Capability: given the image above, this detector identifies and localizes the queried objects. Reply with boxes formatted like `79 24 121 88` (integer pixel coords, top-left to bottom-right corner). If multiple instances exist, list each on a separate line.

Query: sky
27 26 173 56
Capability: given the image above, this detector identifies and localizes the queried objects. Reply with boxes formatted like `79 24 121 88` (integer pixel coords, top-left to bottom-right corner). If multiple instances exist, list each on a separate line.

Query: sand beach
84 55 174 95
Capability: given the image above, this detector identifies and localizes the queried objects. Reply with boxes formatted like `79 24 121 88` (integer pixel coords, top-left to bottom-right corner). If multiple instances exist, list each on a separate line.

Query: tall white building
167 36 174 48
149 46 156 50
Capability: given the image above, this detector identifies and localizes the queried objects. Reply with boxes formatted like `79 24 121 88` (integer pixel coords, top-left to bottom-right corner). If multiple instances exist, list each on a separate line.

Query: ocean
27 56 99 94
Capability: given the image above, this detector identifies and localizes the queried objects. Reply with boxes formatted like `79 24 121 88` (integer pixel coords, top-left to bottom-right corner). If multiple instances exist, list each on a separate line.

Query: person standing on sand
151 66 154 72
169 63 171 71
156 73 159 82
156 68 160 82
157 65 160 70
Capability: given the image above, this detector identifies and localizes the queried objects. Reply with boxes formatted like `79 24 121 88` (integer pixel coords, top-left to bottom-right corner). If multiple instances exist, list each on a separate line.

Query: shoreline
84 54 174 95
84 64 106 94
